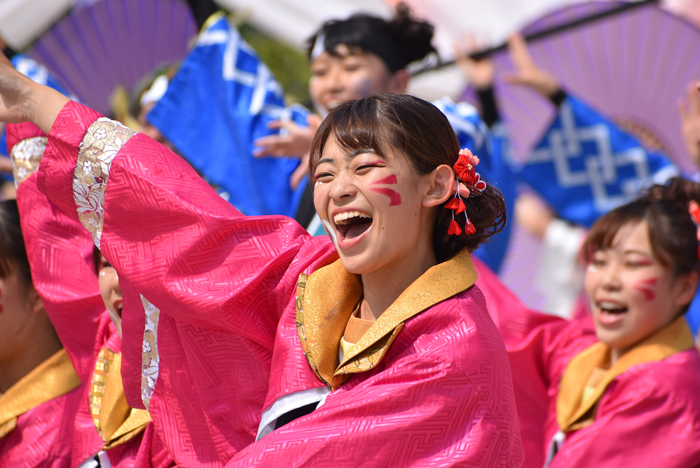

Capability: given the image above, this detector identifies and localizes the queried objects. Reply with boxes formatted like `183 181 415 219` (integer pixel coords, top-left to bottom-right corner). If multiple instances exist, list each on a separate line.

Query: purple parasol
27 0 197 115
490 0 700 173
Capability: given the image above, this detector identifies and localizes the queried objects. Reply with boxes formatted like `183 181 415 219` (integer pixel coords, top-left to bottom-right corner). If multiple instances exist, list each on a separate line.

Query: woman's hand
503 34 560 99
253 114 322 159
453 34 494 90
515 192 555 240
254 114 322 190
0 57 70 134
679 81 700 168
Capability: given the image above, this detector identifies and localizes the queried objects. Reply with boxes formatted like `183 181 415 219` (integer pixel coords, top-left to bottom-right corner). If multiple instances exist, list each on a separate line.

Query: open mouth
596 301 628 324
333 210 373 242
114 300 123 318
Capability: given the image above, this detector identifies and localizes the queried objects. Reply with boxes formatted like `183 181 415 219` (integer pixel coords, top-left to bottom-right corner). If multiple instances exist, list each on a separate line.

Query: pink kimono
475 260 700 468
36 101 524 467
9 122 174 468
0 350 82 468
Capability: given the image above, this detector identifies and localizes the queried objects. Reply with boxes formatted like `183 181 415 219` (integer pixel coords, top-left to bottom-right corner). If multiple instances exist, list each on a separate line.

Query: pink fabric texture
234 283 524 467
476 259 700 468
12 121 173 467
38 101 524 467
0 386 82 468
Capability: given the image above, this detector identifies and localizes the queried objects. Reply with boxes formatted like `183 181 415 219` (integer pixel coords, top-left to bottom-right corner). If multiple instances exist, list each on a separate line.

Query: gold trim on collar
296 248 478 389
557 315 695 432
90 347 151 449
0 349 80 440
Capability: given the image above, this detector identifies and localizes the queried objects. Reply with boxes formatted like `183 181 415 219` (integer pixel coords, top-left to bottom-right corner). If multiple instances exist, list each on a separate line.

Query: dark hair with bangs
307 3 436 72
310 93 506 263
0 199 32 287
582 178 700 280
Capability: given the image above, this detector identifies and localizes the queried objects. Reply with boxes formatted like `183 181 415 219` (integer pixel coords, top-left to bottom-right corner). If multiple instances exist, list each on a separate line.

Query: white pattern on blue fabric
520 96 678 227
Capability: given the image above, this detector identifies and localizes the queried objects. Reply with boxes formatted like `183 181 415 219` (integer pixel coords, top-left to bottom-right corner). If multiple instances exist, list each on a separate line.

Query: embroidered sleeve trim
140 295 161 411
74 118 136 249
10 136 47 187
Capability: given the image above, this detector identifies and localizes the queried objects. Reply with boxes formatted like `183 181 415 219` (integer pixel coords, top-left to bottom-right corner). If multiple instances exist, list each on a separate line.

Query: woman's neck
359 242 437 321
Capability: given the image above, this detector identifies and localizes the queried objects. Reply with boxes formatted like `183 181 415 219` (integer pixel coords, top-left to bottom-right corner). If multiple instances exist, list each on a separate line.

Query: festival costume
477 260 700 468
0 349 82 468
36 100 524 467
9 122 174 468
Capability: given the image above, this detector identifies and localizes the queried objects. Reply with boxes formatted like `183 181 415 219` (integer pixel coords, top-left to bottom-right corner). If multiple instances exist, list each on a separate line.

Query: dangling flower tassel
455 198 466 214
445 147 487 236
445 198 461 210
448 218 462 236
464 217 476 235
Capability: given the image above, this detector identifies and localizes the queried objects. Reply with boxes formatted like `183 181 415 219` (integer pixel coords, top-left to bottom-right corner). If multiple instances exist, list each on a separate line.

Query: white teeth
598 301 626 311
333 211 372 225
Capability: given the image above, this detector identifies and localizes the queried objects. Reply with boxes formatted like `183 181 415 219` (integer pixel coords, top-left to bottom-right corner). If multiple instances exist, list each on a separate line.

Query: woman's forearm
0 61 69 134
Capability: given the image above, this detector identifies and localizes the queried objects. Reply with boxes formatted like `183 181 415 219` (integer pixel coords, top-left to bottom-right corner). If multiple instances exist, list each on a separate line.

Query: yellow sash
0 349 81 439
296 248 478 390
556 315 694 432
90 347 151 449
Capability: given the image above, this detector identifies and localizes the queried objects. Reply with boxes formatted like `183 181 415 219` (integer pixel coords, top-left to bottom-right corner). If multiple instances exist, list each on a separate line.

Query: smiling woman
489 177 700 468
0 55 524 466
581 179 700 363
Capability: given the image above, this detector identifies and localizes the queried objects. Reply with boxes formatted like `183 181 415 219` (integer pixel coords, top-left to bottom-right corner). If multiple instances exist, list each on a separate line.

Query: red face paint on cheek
372 175 398 186
633 278 658 301
371 188 402 206
370 174 401 206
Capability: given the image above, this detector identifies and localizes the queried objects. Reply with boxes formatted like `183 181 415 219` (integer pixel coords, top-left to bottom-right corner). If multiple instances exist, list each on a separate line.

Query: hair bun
388 3 436 66
642 177 700 210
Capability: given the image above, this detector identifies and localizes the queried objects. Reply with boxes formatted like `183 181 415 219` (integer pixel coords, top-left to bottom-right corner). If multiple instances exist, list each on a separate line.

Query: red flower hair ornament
688 200 700 259
445 148 486 236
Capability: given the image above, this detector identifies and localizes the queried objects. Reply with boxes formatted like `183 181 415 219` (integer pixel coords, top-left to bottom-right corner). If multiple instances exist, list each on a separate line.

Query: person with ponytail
0 198 82 467
0 45 524 466
253 3 516 273
488 177 700 468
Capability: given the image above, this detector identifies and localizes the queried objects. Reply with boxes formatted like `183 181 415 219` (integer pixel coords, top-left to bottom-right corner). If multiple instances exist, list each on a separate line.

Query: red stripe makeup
370 175 401 206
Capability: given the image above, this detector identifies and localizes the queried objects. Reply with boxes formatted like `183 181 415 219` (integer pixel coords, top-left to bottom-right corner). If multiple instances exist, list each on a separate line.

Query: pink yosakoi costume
474 260 700 468
0 349 82 468
34 100 524 467
9 122 174 468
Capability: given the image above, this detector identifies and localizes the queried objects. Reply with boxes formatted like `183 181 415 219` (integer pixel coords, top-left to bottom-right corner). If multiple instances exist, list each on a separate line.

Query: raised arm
0 61 339 464
10 121 106 383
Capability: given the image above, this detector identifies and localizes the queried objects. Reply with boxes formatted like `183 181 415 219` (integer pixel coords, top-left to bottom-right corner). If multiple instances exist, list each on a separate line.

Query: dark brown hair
582 177 700 278
307 3 436 72
310 93 506 263
0 199 32 287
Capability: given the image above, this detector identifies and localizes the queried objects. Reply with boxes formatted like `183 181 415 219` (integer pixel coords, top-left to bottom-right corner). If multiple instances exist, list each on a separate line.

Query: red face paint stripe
371 175 398 186
633 286 656 301
371 188 402 206
640 278 658 285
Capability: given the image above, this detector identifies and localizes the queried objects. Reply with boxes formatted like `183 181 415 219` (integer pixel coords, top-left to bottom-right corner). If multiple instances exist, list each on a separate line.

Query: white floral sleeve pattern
140 294 161 411
11 136 47 187
74 118 136 249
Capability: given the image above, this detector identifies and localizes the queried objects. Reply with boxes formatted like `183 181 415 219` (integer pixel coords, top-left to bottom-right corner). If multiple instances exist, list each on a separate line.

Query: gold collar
295 248 478 389
90 347 151 449
557 315 695 432
0 349 81 439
